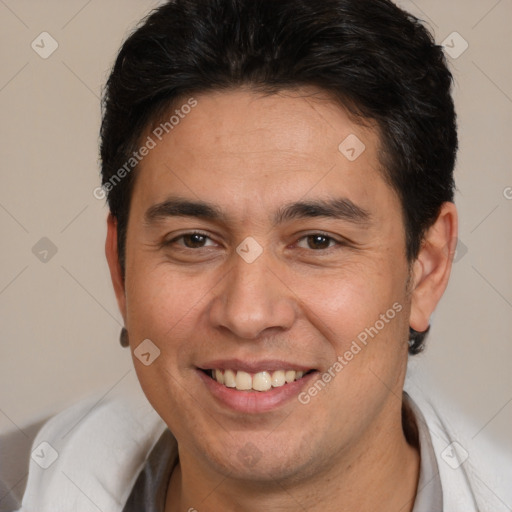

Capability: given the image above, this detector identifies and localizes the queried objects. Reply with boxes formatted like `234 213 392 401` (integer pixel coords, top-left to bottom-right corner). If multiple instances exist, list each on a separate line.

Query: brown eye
182 233 209 248
307 235 331 250
166 232 216 249
297 234 337 250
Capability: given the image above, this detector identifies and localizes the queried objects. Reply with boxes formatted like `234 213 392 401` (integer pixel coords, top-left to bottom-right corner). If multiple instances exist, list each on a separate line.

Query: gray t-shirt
122 394 442 511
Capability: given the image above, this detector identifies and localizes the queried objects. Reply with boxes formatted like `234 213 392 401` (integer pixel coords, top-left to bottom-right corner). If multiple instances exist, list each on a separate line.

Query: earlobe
409 202 458 333
105 214 127 322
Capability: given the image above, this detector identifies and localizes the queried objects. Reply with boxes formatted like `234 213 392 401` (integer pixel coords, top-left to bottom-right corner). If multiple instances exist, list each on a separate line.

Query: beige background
1 0 511 508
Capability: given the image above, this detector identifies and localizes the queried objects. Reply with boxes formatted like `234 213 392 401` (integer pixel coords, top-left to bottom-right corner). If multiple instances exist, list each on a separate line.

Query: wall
1 0 511 507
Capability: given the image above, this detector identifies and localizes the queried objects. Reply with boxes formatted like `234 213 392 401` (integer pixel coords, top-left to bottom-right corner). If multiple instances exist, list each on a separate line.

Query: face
109 88 418 483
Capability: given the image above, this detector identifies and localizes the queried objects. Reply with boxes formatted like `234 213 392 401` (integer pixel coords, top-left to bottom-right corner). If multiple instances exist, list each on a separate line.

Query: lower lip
197 369 319 414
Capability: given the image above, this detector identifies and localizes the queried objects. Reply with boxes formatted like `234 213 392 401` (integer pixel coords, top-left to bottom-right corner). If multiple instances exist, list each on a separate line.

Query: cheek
123 263 210 428
126 257 204 322
123 260 212 374
305 272 408 426
288 258 407 339
291 258 410 406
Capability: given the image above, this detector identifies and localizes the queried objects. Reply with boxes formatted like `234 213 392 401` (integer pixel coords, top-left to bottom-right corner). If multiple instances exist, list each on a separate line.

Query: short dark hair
100 0 458 355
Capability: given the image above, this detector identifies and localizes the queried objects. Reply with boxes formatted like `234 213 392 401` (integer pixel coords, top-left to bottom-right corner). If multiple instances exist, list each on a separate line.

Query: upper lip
197 359 316 373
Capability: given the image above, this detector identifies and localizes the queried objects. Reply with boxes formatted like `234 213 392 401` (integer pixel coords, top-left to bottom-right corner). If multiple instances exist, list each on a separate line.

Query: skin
105 87 458 512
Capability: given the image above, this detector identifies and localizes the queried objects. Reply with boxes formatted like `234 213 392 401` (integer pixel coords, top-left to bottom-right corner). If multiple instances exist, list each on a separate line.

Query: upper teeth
212 369 305 391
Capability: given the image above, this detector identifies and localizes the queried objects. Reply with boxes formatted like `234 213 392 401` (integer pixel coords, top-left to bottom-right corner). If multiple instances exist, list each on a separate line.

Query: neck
166 402 420 512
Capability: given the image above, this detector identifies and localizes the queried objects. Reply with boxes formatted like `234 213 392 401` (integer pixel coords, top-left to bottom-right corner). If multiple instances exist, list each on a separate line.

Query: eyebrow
145 197 223 224
274 198 371 225
144 196 371 226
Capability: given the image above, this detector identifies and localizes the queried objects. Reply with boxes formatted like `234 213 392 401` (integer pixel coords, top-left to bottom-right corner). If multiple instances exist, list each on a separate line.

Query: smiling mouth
202 368 317 392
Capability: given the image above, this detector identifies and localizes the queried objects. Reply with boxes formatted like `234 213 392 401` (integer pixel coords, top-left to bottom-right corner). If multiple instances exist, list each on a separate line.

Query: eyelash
166 231 217 248
165 231 344 251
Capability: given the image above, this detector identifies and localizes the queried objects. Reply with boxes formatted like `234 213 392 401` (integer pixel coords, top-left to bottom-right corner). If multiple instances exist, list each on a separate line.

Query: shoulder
16 378 166 512
406 381 512 512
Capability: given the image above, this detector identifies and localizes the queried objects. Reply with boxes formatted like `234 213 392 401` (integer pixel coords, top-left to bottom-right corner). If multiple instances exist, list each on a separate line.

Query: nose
208 250 297 340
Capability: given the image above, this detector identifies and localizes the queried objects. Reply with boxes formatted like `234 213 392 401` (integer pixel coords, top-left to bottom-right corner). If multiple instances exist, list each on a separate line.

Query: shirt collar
123 393 443 511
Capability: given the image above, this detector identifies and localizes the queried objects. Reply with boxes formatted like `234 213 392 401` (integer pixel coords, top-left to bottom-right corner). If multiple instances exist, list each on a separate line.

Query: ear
409 202 458 332
105 213 127 323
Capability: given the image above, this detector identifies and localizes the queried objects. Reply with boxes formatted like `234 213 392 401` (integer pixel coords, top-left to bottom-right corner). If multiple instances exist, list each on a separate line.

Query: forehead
158 87 380 163
133 87 397 221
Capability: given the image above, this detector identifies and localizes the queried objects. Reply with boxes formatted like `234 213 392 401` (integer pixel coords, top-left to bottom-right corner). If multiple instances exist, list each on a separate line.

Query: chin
197 433 318 484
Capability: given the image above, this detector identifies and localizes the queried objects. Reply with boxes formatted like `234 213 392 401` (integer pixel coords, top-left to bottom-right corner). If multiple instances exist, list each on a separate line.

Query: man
15 0 511 511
